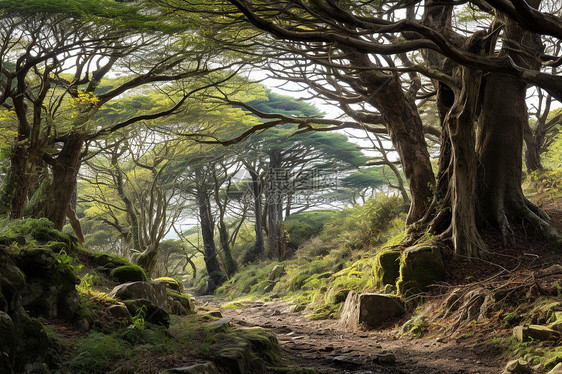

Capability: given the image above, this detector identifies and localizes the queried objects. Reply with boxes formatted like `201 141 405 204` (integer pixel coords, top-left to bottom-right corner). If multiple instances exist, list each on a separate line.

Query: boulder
267 265 285 281
123 299 170 328
339 292 404 330
153 277 184 293
107 303 132 320
12 308 49 373
374 250 401 287
0 311 15 374
512 325 559 342
110 265 148 283
109 281 167 309
397 245 445 295
501 359 532 374
159 362 219 374
166 289 195 315
16 247 81 320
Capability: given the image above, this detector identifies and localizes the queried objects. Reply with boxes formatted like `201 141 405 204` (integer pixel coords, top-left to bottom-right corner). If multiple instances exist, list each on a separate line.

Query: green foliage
492 337 562 371
284 210 336 249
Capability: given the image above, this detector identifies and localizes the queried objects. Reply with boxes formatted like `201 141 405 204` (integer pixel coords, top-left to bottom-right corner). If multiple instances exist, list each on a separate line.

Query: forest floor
195 201 562 374
197 296 506 374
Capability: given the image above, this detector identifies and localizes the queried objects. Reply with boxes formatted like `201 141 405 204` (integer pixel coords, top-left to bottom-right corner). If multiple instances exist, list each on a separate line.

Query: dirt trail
196 296 506 374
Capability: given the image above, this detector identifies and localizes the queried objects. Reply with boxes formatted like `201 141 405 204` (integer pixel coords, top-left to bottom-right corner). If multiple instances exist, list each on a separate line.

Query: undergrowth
216 195 407 319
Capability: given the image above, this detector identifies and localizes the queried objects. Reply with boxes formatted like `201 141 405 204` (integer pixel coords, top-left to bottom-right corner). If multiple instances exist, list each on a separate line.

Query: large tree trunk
524 124 544 172
475 12 561 246
197 188 226 293
136 243 159 278
447 65 486 258
266 151 286 259
477 73 561 245
1 145 36 218
346 50 435 224
242 168 265 263
46 134 85 230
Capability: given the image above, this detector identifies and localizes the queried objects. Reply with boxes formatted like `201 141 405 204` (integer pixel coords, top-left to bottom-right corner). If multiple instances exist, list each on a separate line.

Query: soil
196 296 507 374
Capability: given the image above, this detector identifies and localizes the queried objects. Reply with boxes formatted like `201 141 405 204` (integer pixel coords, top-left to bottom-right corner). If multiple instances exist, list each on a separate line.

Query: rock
12 308 49 373
268 264 285 281
159 362 219 374
207 318 232 331
110 265 148 283
107 303 131 320
548 363 562 374
374 353 396 364
215 343 251 374
339 292 404 330
16 247 81 320
502 358 532 374
153 277 185 293
166 289 195 315
374 250 401 287
397 245 445 295
512 325 559 342
332 355 361 366
123 299 170 328
0 311 15 374
109 281 167 309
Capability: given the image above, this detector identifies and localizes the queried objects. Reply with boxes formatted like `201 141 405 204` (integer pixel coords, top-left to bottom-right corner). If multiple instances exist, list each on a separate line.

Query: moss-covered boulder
12 307 49 373
373 250 401 287
110 265 148 283
16 247 81 320
0 311 16 374
109 281 168 309
153 277 184 293
166 289 195 315
397 245 445 296
0 247 26 313
123 299 170 328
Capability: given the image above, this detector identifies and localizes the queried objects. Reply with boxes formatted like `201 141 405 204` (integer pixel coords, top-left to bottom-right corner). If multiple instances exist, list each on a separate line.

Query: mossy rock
166 289 195 314
0 255 26 313
0 311 15 373
153 277 184 293
16 247 81 320
12 308 49 373
110 265 148 283
90 252 131 268
326 289 350 305
374 250 401 287
397 245 445 296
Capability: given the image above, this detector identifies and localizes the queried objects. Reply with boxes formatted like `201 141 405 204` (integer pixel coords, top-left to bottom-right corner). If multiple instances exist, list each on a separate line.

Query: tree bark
46 134 85 230
196 187 226 293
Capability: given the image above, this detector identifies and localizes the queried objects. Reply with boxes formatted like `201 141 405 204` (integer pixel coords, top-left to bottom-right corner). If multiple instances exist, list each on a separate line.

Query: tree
0 0 240 234
234 92 367 260
172 0 562 258
81 130 186 277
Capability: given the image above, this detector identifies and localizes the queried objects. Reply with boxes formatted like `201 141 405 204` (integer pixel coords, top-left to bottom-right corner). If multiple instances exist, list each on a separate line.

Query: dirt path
196 297 506 374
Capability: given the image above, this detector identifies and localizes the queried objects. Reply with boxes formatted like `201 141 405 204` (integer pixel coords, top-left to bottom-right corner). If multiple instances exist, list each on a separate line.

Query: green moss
373 250 401 287
153 277 184 293
397 245 445 296
110 265 148 283
16 247 81 320
167 289 195 312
